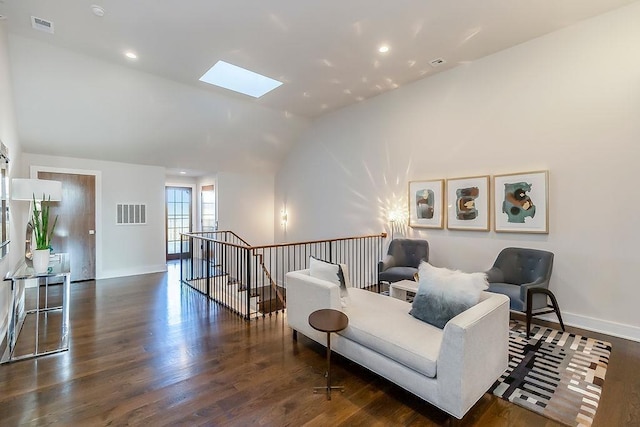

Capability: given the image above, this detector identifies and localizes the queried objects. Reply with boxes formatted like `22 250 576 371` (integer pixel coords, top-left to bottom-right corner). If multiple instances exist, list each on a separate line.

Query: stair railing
179 231 387 320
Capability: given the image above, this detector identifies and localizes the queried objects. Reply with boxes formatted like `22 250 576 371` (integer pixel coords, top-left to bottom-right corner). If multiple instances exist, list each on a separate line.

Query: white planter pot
32 249 51 274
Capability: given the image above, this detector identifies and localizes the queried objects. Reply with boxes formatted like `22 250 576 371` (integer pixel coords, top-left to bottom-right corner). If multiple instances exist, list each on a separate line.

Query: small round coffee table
308 308 349 400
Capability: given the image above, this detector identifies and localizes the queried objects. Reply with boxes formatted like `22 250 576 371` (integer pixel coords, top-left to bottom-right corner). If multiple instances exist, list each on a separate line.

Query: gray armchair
378 239 429 290
485 247 564 338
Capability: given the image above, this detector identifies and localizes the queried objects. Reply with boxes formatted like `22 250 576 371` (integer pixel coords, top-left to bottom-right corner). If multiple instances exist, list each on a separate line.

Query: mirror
0 141 9 259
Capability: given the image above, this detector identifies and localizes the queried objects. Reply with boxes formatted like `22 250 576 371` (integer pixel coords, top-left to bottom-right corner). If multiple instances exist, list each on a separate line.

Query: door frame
165 182 196 261
30 165 102 278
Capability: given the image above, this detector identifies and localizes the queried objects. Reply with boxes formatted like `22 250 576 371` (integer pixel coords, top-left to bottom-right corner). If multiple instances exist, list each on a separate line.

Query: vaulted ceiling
1 0 635 175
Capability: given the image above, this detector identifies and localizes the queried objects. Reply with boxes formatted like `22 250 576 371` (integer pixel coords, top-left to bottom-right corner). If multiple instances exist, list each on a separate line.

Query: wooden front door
38 172 96 282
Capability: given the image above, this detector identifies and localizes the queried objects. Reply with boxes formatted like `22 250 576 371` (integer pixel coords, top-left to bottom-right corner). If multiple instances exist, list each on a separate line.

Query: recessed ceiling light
125 51 137 60
199 60 283 98
91 5 105 17
378 45 390 53
179 171 186 175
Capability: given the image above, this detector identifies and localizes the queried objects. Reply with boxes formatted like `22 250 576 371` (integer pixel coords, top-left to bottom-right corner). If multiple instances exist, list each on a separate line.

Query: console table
1 253 71 363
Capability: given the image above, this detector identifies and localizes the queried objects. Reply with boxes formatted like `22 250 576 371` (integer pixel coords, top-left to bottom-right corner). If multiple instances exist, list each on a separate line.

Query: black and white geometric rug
490 320 612 427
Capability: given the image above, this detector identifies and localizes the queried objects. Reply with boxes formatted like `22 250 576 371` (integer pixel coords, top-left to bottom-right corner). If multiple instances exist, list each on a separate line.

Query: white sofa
286 269 510 419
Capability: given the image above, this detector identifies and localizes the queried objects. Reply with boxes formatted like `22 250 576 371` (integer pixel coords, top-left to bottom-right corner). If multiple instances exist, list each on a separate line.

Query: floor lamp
11 178 62 261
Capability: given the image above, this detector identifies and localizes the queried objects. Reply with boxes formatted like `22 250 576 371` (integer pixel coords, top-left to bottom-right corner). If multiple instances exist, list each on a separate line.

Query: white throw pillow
309 257 350 307
410 262 488 328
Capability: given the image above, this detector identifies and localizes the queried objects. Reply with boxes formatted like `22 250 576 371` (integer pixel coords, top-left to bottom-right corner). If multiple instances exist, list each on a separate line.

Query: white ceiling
1 0 636 175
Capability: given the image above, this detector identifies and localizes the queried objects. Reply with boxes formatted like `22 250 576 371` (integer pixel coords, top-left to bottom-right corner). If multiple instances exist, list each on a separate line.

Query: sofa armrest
285 269 342 336
437 292 510 418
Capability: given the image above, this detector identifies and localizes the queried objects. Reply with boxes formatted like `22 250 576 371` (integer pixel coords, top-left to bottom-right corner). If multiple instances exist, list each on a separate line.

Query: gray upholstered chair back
387 239 429 268
493 247 554 285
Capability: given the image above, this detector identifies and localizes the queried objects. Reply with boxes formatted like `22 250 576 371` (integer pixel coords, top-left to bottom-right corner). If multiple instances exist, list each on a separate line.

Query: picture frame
446 175 490 231
408 179 444 229
493 170 549 234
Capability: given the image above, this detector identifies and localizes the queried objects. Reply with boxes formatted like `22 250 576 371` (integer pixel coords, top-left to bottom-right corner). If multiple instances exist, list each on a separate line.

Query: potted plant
31 194 58 274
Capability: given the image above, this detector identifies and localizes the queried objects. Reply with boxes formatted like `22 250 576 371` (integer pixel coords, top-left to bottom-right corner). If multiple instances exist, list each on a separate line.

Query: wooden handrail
249 232 387 250
254 253 286 309
182 230 251 248
180 230 387 319
182 231 387 251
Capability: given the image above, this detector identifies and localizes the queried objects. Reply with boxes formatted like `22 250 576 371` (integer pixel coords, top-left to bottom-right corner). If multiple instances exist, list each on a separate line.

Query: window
201 185 216 232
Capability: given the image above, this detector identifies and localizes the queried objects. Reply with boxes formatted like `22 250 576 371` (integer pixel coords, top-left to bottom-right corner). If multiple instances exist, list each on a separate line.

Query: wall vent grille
117 203 147 225
31 16 54 34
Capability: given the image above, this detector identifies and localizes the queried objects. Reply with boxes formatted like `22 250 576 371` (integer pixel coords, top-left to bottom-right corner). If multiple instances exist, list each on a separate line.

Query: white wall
217 172 274 245
275 3 640 340
22 153 166 279
0 21 25 345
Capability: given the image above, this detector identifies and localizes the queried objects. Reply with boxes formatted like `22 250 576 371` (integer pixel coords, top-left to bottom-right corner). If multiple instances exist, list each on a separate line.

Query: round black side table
308 308 349 400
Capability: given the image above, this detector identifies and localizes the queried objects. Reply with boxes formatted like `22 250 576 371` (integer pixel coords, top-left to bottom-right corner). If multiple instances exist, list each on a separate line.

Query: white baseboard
98 264 167 280
536 311 640 343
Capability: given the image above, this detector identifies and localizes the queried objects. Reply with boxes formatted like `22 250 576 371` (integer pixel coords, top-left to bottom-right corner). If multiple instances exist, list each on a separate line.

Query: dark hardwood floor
0 266 638 426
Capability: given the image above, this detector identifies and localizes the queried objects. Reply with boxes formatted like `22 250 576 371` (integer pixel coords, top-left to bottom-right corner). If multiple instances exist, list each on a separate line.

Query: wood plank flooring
0 266 638 426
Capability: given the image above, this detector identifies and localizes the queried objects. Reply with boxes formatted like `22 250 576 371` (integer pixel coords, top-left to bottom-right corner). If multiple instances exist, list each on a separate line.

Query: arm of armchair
484 266 504 283
378 254 397 273
518 277 548 301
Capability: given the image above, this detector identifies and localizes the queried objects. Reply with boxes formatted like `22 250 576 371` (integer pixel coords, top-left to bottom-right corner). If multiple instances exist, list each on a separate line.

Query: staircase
185 260 260 318
179 230 386 320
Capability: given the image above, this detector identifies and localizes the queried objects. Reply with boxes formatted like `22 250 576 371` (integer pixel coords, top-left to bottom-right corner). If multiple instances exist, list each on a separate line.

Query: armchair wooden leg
546 291 565 332
526 292 533 339
526 288 565 339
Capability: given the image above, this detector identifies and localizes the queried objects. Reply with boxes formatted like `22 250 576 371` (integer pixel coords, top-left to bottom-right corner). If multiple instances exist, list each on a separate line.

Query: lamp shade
11 178 62 201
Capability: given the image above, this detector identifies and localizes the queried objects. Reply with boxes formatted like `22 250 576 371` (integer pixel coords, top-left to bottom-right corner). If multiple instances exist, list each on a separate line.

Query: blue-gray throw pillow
410 293 472 329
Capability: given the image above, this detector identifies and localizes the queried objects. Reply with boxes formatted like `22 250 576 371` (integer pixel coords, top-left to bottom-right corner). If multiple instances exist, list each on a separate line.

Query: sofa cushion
339 288 442 378
410 262 488 328
378 266 418 283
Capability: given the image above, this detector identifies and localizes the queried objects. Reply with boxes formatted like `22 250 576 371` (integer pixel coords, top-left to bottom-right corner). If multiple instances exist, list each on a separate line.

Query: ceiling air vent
116 203 147 225
31 16 55 34
429 58 446 68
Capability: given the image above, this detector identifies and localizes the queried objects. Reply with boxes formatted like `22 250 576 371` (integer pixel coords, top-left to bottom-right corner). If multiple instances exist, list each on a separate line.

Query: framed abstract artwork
408 179 444 229
446 175 490 231
493 170 549 234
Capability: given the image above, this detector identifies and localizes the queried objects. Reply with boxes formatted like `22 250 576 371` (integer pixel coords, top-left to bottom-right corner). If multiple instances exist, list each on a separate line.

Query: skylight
199 61 283 98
